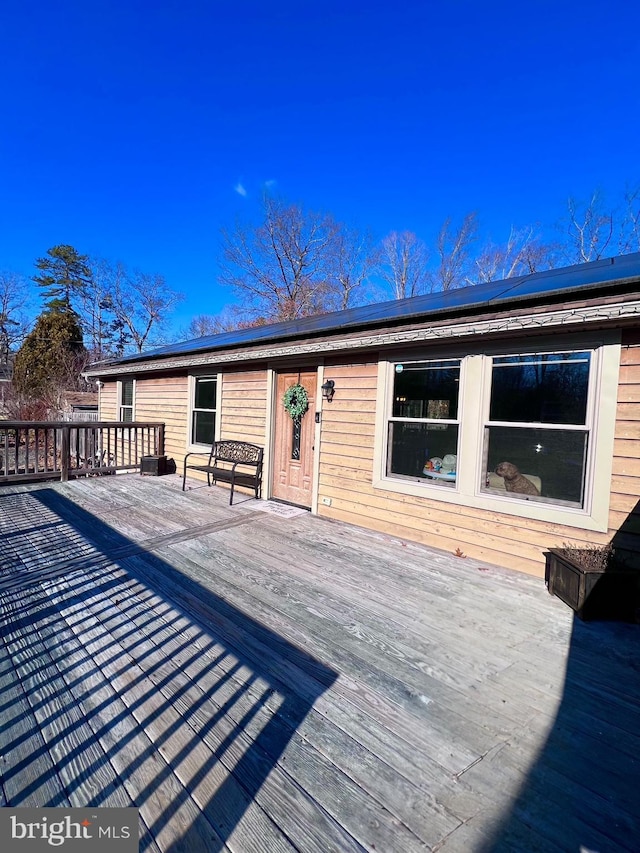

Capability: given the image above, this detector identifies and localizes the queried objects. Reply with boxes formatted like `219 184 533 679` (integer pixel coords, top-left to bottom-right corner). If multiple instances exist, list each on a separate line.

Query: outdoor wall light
321 379 335 402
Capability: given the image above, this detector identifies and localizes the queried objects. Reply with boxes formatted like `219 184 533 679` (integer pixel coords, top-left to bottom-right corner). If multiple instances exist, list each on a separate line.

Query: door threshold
269 497 311 511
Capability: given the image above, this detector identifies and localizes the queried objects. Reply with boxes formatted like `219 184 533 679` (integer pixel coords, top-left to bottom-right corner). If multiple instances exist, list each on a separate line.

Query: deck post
60 426 70 482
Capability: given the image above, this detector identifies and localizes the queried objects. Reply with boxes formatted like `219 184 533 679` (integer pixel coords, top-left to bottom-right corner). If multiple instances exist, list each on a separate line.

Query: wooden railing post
157 423 165 456
61 426 70 482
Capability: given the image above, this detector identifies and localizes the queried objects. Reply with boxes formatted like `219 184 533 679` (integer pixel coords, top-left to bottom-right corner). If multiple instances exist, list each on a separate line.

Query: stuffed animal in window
495 462 540 496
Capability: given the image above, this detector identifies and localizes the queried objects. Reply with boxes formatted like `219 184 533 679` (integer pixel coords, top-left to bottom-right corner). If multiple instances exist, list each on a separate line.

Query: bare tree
471 226 556 283
2 385 54 420
378 231 429 299
78 257 119 360
109 266 184 353
619 184 640 254
186 314 221 338
562 191 614 263
429 212 478 291
86 260 184 356
328 226 379 310
219 194 339 322
0 271 32 364
184 308 251 337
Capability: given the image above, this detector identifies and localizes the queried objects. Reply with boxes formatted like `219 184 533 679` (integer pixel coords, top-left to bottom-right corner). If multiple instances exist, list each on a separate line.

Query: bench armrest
183 451 212 466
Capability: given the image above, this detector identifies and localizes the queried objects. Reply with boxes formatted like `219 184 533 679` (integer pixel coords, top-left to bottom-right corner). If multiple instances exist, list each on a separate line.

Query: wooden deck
0 474 638 852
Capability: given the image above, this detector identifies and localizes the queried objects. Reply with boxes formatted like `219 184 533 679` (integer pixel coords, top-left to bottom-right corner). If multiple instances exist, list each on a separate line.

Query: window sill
372 474 607 533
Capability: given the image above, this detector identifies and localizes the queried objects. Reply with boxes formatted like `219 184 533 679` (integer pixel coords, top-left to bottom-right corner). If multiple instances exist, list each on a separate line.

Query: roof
95 252 640 370
63 391 99 408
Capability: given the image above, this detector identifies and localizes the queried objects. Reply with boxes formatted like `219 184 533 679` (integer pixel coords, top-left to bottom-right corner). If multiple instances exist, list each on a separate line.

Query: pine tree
33 244 92 314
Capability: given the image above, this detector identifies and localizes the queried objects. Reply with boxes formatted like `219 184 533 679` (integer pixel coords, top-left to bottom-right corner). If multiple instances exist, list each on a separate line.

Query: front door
272 370 316 508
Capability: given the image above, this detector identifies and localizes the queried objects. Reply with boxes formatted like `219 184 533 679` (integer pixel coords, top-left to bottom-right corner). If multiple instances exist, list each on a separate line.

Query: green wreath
283 383 309 419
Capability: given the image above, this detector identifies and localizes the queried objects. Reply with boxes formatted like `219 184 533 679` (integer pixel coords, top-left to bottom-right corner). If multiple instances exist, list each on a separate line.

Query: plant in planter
545 541 640 622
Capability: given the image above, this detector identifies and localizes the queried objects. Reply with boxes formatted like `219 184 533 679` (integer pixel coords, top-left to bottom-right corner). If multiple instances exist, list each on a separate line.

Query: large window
387 360 461 488
481 352 591 506
190 375 217 445
119 379 135 422
484 352 591 507
377 338 619 530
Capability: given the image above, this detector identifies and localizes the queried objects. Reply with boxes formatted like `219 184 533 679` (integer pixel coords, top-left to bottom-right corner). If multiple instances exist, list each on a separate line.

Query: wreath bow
283 384 309 419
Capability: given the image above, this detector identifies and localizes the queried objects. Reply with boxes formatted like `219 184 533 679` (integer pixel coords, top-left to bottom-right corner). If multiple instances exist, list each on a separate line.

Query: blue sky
1 0 638 336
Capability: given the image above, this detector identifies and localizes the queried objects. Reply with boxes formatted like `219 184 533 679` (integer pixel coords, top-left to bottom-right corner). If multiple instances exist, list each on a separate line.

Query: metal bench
182 440 264 505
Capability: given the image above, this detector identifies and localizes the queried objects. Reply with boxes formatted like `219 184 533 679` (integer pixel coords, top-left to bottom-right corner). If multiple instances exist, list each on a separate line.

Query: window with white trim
481 352 591 506
387 360 461 487
377 337 619 530
190 375 217 445
119 379 135 422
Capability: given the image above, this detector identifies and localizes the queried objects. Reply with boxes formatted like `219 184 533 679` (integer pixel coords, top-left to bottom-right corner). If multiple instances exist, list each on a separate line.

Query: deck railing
0 421 165 484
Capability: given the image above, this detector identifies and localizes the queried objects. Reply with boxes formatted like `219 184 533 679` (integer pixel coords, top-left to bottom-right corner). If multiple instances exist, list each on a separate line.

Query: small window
482 352 591 506
191 376 217 445
119 379 134 422
387 360 461 487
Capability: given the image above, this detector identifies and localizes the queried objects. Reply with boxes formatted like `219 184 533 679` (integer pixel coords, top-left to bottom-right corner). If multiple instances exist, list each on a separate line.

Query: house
61 391 99 421
86 253 640 577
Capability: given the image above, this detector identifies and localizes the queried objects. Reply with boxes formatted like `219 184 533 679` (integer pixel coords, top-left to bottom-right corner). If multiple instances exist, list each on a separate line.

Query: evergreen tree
13 311 85 397
33 244 92 314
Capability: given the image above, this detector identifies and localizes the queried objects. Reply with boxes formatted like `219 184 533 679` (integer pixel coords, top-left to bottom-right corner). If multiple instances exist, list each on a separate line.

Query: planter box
545 548 639 622
140 455 167 476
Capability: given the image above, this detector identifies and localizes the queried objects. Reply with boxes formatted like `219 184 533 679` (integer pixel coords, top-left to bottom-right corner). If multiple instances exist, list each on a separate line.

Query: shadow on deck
0 488 337 852
477 615 640 852
476 501 640 852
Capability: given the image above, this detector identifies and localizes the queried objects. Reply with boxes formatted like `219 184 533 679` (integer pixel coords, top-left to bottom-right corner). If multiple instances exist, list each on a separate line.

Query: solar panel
495 254 638 301
109 252 640 366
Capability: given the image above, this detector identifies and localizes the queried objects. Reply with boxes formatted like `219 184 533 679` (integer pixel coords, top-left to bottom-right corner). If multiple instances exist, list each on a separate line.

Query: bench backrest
209 440 263 469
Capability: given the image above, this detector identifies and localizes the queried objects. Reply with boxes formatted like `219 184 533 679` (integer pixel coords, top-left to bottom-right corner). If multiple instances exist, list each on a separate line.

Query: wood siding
317 349 640 578
220 370 268 444
610 341 640 557
99 382 117 421
100 375 189 468
134 375 189 465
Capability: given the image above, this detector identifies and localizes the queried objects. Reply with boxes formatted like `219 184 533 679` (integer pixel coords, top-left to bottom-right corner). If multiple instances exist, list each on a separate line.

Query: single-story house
61 391 99 421
86 252 640 577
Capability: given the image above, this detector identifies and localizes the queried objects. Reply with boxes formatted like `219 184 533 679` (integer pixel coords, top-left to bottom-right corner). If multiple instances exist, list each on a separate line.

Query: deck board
0 474 638 852
100 562 456 850
0 624 71 808
159 537 522 767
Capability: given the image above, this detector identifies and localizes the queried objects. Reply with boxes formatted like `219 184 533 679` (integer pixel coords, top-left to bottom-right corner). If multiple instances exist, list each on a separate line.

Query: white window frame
118 378 135 422
373 332 621 532
385 358 462 489
479 350 594 509
187 374 220 451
